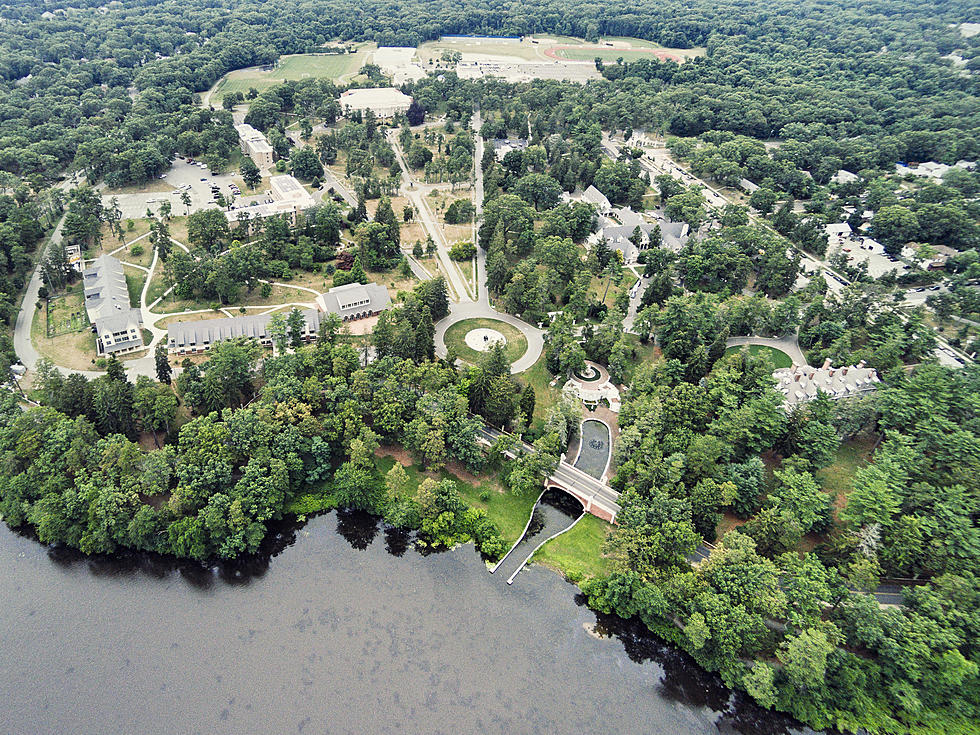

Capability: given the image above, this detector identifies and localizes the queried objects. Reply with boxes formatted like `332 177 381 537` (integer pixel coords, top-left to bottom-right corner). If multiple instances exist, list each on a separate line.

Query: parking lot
102 158 242 220
830 239 908 278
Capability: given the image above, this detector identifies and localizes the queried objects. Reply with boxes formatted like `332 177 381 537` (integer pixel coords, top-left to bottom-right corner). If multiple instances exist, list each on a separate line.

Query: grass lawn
533 514 614 581
724 344 793 369
31 302 102 372
124 267 147 308
818 433 878 511
444 317 528 365
45 288 88 337
376 453 537 547
116 242 154 269
520 354 562 430
214 48 373 102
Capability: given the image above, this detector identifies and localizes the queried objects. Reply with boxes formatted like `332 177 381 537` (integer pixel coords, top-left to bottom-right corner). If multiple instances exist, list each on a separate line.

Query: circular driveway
435 303 544 374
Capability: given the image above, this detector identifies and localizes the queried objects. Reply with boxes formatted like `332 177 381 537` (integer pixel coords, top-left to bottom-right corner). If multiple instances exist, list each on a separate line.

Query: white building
339 88 412 118
225 175 316 227
582 185 612 214
234 123 274 170
167 309 323 355
895 160 975 181
830 169 860 185
774 359 879 409
82 254 144 356
315 282 391 321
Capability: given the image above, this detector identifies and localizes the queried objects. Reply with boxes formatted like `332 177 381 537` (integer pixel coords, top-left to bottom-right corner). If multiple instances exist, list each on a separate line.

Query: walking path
390 111 544 374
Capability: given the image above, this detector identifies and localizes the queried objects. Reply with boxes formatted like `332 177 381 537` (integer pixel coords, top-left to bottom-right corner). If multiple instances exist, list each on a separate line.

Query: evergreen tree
349 255 367 284
287 307 306 348
373 196 400 247
519 384 536 422
154 344 172 384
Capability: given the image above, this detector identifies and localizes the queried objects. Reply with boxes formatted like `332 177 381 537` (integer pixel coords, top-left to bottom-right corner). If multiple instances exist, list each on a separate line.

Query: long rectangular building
234 123 274 169
224 175 316 227
167 309 323 355
82 254 144 356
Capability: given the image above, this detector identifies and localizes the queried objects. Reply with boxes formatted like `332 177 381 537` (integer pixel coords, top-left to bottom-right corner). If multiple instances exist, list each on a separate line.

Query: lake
0 511 812 735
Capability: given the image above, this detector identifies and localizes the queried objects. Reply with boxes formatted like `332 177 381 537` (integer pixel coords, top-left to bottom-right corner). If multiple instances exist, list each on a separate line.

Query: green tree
240 156 261 189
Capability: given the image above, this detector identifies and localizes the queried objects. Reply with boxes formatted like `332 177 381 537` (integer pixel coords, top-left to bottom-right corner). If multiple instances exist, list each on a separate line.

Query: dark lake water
0 511 813 735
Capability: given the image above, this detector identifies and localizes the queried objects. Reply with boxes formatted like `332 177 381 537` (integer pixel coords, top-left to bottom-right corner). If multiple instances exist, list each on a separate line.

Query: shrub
448 240 476 261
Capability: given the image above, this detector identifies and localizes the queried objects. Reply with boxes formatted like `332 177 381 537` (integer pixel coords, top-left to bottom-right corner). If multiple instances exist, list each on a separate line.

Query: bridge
475 424 621 523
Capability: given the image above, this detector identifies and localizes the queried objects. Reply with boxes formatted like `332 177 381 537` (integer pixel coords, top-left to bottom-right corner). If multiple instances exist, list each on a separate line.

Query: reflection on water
0 512 816 735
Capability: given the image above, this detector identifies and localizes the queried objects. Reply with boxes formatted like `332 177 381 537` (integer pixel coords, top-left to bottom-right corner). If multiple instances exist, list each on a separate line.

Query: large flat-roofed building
339 88 412 118
773 359 879 409
82 254 144 356
315 282 391 321
225 175 316 227
234 123 274 169
167 308 323 355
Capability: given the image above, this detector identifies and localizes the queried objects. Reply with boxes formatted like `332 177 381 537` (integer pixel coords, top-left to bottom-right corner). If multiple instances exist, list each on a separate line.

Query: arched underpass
490 487 585 585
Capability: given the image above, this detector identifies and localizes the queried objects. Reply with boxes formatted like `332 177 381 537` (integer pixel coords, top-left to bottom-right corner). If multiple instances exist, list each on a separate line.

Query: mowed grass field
444 317 528 365
555 47 690 63
213 47 374 100
724 344 793 369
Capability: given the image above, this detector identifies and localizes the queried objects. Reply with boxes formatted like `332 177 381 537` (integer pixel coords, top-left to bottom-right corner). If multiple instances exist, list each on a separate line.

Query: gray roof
582 185 611 210
168 309 322 350
82 254 143 354
315 283 390 317
598 214 689 261
773 360 880 408
83 254 133 321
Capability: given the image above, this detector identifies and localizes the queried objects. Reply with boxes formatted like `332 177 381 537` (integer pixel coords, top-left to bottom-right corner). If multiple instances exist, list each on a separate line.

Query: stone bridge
475 425 621 523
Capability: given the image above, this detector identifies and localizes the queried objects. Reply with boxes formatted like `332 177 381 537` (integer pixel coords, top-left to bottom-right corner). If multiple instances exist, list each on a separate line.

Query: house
593 208 689 263
739 178 759 194
234 123 274 170
82 255 144 356
224 175 316 227
830 169 860 185
895 160 976 181
773 359 879 409
492 138 528 161
582 185 612 214
339 88 412 118
167 309 323 355
825 222 852 240
314 282 391 321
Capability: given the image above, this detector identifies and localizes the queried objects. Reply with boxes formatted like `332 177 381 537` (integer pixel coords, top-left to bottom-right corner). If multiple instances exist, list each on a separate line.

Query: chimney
822 358 832 370
857 360 866 368
795 373 801 382
842 367 848 375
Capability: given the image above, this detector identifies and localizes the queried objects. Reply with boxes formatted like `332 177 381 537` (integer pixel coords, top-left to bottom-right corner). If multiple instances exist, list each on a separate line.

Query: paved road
435 300 545 373
388 129 473 303
476 425 621 521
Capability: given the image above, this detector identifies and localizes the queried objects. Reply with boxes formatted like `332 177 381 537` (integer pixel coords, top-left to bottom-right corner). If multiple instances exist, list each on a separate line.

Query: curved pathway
434 303 544 374
725 335 808 367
